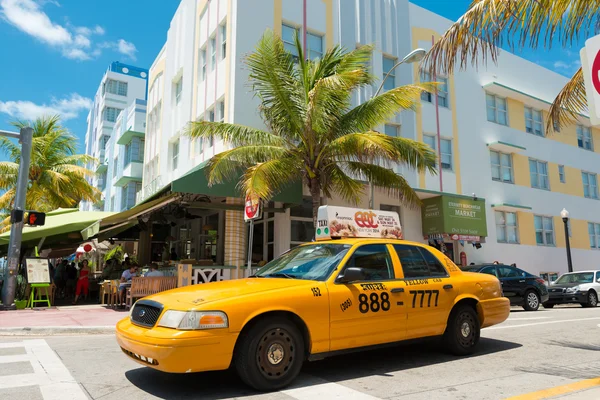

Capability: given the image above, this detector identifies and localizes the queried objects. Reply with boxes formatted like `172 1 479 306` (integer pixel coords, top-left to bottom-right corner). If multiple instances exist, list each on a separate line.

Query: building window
195 117 204 154
490 150 513 183
103 107 120 122
589 223 600 249
534 215 554 246
282 24 299 59
420 70 448 107
577 125 593 150
382 56 397 92
486 93 507 125
582 171 599 199
210 37 217 70
175 77 183 105
172 139 179 170
104 79 128 97
440 139 452 170
384 124 399 137
495 211 519 244
423 134 436 150
290 196 315 246
124 137 145 165
199 47 207 81
110 195 115 212
307 32 323 60
529 159 549 190
525 107 543 136
208 109 215 147
218 101 225 122
558 165 566 183
220 24 227 59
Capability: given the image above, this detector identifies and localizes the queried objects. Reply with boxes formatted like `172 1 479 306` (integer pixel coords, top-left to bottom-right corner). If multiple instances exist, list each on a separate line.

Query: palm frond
321 164 365 205
547 67 587 132
339 84 437 136
240 157 302 200
185 121 286 147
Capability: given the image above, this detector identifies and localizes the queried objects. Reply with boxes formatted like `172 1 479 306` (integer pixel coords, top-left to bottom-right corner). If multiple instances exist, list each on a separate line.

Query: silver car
543 270 600 308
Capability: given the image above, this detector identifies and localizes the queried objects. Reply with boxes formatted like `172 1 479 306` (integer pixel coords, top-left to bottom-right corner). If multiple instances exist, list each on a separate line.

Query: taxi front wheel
442 304 480 356
234 317 305 391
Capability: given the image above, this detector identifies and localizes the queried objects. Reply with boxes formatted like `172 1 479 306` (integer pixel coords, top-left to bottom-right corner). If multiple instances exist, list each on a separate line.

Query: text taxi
116 206 510 391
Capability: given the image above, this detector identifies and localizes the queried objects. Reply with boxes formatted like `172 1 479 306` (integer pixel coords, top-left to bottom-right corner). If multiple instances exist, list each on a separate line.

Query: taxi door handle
443 284 453 290
391 288 404 293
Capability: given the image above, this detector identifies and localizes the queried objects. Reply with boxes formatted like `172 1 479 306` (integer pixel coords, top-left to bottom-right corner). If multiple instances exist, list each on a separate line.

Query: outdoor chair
126 276 177 309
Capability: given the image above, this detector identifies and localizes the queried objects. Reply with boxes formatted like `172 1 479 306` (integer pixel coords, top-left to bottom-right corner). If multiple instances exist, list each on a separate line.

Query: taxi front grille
130 300 163 327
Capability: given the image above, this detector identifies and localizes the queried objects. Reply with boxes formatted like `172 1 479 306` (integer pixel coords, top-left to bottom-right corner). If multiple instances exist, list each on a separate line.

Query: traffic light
24 211 45 226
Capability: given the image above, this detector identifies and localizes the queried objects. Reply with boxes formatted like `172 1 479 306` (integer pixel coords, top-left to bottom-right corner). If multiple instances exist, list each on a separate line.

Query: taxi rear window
393 244 449 278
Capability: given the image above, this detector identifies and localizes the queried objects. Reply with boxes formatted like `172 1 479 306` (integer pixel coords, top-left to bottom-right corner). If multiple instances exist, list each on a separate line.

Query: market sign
581 35 600 125
315 206 402 240
421 196 487 238
244 193 262 221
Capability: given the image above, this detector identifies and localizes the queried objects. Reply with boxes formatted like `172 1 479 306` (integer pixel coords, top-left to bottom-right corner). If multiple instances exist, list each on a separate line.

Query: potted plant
14 274 28 309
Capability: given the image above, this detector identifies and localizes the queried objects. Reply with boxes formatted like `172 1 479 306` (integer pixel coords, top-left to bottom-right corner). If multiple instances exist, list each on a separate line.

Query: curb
0 326 115 336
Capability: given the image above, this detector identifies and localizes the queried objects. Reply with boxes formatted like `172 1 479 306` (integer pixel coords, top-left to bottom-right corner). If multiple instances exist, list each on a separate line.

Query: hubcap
528 293 539 308
460 321 471 338
591 293 597 306
256 328 295 379
267 343 284 365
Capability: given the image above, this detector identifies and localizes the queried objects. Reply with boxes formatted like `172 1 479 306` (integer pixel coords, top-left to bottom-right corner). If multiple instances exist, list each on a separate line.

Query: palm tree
422 0 598 131
187 30 437 226
0 115 99 229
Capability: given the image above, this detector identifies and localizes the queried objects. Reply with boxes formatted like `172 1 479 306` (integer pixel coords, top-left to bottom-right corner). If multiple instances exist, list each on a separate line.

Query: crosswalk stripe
0 341 24 349
0 354 30 363
0 373 39 389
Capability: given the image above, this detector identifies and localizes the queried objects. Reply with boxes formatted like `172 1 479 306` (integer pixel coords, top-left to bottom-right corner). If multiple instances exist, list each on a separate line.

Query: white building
125 0 600 279
81 61 148 212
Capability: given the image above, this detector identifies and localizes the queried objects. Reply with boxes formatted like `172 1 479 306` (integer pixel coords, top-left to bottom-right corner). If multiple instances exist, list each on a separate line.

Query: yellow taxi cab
116 206 510 391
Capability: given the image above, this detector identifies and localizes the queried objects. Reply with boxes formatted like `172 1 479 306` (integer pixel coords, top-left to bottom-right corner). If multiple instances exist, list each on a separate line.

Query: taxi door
327 243 408 352
391 244 459 339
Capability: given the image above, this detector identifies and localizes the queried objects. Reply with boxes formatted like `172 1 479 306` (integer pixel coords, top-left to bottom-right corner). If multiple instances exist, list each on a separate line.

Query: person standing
65 262 77 298
54 260 67 298
73 260 90 305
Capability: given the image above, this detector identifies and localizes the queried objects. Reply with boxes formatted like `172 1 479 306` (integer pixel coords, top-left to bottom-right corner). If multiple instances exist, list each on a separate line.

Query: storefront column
224 197 247 278
138 224 152 266
274 207 291 258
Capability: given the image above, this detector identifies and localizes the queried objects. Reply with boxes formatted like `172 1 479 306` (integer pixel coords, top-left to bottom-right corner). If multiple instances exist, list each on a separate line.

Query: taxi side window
344 244 394 281
480 266 497 277
497 266 519 278
393 244 448 278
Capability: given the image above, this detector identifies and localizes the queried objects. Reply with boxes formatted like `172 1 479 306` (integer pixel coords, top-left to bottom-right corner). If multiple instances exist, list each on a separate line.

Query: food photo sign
316 206 403 240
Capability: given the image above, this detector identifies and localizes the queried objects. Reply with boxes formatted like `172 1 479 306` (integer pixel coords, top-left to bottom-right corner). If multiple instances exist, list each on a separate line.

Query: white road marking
283 378 381 400
506 317 549 321
487 317 600 330
0 339 88 399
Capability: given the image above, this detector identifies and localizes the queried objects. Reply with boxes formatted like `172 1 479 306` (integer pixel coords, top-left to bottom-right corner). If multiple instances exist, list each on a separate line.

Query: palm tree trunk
310 178 321 229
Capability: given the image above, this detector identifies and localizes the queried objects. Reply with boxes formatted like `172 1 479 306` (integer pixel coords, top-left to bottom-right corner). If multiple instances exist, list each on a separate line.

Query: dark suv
461 264 549 311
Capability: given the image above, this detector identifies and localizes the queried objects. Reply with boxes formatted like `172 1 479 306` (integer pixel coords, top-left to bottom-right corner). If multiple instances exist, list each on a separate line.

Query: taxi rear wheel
234 318 304 391
443 304 480 356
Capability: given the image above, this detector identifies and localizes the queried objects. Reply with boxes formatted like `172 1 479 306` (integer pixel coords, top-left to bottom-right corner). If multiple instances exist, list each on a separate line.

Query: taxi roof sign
315 206 402 240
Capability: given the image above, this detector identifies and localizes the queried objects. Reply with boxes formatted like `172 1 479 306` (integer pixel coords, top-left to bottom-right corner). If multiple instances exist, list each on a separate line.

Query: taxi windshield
254 243 351 281
555 272 595 284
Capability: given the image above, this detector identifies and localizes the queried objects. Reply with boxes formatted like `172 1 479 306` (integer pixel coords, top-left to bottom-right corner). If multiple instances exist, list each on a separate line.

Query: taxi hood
146 278 314 308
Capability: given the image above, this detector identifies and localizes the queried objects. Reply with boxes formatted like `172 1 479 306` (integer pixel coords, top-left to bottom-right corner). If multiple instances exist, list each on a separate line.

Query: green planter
15 300 27 310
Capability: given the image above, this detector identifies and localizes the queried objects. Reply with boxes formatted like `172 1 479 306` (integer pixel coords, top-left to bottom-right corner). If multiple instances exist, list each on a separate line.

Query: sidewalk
0 304 126 335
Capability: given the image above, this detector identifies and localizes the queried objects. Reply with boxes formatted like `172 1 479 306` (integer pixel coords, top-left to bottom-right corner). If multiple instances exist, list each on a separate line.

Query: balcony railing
136 175 163 204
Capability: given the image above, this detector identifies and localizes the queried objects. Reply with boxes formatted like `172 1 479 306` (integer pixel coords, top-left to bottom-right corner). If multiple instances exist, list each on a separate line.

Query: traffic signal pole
1 127 33 309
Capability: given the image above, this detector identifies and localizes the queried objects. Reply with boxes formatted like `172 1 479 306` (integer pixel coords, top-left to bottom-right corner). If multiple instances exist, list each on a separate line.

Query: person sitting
118 264 138 306
144 263 163 277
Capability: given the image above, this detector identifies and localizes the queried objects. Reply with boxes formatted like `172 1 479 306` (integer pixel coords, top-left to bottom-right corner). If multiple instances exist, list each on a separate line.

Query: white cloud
0 0 134 62
552 58 581 74
0 93 92 121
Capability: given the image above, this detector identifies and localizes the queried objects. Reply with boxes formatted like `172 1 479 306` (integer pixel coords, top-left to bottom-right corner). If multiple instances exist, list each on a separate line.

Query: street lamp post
561 208 574 273
1 127 34 309
369 48 427 209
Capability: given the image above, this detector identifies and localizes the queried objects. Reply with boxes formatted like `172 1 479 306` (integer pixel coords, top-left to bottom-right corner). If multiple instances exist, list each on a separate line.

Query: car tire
523 290 541 311
443 304 480 356
234 317 305 391
543 303 554 309
582 291 598 308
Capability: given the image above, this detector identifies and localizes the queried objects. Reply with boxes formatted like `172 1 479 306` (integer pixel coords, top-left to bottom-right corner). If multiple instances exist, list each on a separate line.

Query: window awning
421 195 488 238
170 159 303 204
0 209 116 252
99 194 178 229
487 141 526 154
491 203 532 212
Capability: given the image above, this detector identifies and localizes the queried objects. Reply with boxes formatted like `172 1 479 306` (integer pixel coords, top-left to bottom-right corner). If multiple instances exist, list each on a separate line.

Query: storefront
421 194 488 266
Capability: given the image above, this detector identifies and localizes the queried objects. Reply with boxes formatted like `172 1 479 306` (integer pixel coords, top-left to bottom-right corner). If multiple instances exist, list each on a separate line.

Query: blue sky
0 0 584 157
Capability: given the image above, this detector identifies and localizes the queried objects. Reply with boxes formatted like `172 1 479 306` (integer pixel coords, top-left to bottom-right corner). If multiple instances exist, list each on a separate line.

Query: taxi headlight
157 310 228 330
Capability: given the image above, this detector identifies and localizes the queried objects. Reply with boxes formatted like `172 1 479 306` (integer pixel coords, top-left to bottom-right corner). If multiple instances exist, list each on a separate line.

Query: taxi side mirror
338 267 365 284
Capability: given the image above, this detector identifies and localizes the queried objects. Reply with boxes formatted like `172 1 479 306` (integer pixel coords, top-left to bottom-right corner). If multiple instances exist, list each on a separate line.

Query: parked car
461 264 549 311
543 271 600 308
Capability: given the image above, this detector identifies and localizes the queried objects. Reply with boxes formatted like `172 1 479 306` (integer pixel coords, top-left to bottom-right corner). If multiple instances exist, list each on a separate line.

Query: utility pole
1 127 33 309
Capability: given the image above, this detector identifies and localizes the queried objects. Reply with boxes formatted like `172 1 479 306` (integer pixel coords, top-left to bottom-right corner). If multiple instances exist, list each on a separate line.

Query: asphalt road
2 305 600 400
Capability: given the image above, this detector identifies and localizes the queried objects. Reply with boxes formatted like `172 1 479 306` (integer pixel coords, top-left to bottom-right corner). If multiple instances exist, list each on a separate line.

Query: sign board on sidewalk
244 193 262 221
316 206 402 240
581 35 600 125
25 258 50 284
